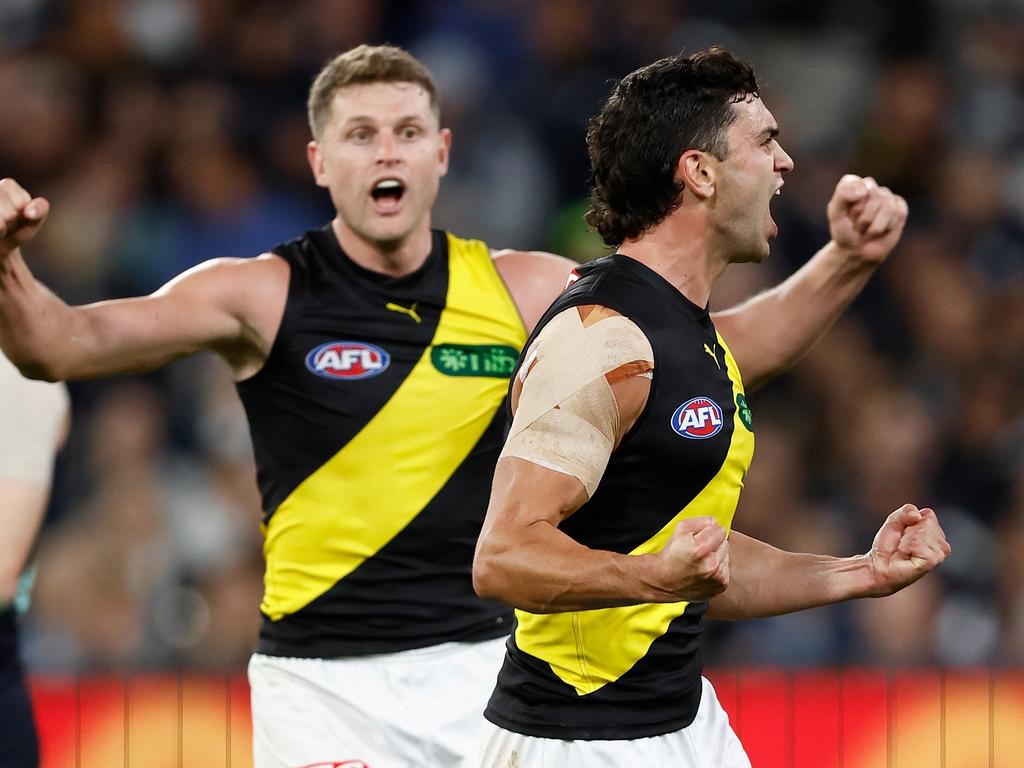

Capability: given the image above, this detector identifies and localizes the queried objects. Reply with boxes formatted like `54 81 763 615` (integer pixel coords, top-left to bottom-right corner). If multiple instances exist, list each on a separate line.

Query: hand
865 504 951 597
652 516 730 602
0 178 49 256
826 174 908 265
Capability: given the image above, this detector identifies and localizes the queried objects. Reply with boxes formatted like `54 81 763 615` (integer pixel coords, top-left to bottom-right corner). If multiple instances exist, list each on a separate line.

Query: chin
731 243 770 265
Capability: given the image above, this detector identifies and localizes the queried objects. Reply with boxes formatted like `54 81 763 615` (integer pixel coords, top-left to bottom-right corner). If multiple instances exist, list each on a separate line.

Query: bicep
64 256 282 378
484 456 589 534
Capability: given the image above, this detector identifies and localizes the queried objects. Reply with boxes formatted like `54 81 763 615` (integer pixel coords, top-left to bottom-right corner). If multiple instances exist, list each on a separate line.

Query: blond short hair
307 44 440 138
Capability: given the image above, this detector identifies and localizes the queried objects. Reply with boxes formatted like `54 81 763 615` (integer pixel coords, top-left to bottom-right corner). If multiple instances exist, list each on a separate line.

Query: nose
776 143 794 173
375 131 400 164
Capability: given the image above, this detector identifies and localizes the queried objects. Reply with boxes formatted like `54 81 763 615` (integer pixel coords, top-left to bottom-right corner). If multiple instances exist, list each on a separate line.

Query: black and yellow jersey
236 226 527 658
485 254 755 739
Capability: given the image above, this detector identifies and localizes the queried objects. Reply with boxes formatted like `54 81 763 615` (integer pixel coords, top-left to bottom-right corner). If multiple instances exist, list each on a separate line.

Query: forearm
474 515 675 613
707 531 877 620
712 241 877 390
0 249 86 379
474 458 678 612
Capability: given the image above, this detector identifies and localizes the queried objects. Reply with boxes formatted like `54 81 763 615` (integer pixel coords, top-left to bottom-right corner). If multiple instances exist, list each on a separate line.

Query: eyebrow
343 114 428 126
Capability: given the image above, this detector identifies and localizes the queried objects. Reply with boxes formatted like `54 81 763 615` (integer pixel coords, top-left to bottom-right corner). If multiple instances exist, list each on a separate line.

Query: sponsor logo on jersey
385 300 422 324
305 341 390 381
736 392 753 432
432 344 519 377
671 396 724 439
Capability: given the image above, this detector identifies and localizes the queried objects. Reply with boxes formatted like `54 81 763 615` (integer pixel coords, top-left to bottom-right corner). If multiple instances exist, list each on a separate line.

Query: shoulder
492 249 577 279
534 305 652 360
155 253 289 303
152 254 292 360
491 249 578 334
516 304 653 438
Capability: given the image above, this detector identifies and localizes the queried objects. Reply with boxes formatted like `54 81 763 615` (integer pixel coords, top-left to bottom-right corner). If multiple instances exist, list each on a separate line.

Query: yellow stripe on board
261 234 526 620
515 333 754 695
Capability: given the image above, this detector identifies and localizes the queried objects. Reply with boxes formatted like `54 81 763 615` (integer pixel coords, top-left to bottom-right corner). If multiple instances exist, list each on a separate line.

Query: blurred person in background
0 351 68 768
473 47 950 766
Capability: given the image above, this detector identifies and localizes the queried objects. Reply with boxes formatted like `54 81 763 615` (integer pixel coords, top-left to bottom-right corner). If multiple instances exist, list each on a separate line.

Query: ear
438 127 452 178
677 149 715 201
307 140 328 187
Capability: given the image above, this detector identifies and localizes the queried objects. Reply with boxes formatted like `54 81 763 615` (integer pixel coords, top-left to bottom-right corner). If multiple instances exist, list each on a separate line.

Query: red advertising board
29 670 1024 767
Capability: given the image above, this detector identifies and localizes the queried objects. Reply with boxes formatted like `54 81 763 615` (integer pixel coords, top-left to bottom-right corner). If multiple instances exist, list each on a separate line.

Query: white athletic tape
502 308 652 497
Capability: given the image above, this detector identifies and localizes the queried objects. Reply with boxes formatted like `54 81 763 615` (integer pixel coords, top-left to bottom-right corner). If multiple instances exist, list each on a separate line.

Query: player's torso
487 254 755 739
237 227 527 657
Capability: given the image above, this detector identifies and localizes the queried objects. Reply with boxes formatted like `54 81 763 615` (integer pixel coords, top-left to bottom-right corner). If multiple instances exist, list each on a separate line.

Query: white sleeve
0 353 69 486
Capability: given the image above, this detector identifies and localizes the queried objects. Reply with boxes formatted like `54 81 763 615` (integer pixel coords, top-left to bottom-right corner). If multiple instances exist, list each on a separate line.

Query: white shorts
480 677 750 768
249 636 507 768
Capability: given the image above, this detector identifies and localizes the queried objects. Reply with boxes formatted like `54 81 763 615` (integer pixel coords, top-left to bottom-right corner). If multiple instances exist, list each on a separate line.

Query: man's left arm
707 504 950 620
713 175 908 391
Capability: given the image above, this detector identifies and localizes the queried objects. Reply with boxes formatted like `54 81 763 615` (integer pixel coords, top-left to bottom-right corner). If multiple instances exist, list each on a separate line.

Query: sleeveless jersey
485 254 755 739
237 226 527 658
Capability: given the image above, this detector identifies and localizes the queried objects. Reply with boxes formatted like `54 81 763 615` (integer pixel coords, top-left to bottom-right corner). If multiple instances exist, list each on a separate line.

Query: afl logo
671 397 724 439
305 341 390 381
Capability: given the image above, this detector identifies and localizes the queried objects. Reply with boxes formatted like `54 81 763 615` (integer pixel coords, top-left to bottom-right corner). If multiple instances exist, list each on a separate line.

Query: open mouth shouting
768 181 784 238
371 178 406 215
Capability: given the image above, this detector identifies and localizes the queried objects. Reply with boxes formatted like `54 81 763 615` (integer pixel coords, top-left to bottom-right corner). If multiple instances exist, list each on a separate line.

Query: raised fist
826 174 908 265
0 178 49 256
865 504 951 597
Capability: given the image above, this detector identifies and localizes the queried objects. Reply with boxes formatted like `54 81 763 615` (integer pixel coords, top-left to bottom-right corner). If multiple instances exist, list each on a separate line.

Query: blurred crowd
3 0 1023 673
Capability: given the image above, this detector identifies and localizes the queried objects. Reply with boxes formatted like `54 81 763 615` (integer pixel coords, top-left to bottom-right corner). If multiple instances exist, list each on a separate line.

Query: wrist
629 553 680 604
829 554 883 601
824 240 883 273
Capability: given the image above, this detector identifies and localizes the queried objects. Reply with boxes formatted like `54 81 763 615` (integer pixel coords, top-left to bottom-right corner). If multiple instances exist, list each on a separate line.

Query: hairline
312 80 442 140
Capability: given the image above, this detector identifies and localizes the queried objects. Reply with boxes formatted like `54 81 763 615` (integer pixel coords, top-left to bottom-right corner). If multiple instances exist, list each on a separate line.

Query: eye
349 127 372 142
400 125 422 140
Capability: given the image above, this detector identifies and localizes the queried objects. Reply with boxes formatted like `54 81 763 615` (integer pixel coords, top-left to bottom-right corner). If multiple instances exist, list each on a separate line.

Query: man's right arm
0 179 286 381
472 304 730 613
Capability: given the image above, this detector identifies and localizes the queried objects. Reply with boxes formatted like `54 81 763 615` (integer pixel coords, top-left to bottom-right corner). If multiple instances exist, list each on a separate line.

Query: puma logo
703 342 721 369
386 301 422 324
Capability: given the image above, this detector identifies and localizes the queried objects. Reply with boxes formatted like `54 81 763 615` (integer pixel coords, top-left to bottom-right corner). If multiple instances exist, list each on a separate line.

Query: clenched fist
865 504 951 597
652 516 730 602
0 178 49 256
826 174 908 265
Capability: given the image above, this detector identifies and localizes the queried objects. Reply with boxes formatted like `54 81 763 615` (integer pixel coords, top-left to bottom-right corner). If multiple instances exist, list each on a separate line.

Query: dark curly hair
585 47 759 246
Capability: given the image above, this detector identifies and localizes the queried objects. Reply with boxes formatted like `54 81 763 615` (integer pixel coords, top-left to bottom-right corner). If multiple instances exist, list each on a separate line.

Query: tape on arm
501 307 653 498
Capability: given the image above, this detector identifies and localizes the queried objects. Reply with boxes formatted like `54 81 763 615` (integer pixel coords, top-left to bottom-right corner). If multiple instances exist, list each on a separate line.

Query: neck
331 218 434 277
617 211 729 308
